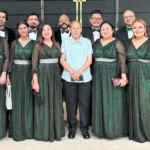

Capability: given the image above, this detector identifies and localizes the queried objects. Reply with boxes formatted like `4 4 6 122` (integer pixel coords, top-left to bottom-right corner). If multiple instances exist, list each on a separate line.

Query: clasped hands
70 70 82 81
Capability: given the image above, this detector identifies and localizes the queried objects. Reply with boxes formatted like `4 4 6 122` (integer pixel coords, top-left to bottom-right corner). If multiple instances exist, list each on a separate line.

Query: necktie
126 26 132 32
0 28 5 32
29 30 37 33
61 29 69 34
92 28 100 32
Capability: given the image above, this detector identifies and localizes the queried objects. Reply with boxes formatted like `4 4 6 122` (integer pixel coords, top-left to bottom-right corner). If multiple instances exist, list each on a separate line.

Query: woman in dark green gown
0 37 9 139
32 23 65 142
7 21 34 141
92 21 128 138
126 19 150 143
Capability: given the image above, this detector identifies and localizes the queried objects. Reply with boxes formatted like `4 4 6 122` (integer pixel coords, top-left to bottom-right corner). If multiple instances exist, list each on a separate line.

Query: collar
70 35 83 44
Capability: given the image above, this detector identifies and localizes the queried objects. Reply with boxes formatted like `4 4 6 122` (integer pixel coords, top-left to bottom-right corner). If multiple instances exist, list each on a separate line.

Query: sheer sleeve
8 40 16 73
115 40 127 73
32 43 40 75
2 39 9 72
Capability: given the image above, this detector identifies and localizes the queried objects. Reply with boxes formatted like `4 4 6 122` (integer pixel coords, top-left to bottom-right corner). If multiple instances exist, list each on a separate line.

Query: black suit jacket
116 26 128 46
4 27 16 47
82 27 95 44
54 29 62 45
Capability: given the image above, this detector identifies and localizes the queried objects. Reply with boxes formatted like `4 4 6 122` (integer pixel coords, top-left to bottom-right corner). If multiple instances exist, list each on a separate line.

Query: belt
95 58 116 62
39 58 58 64
128 59 150 63
14 60 31 65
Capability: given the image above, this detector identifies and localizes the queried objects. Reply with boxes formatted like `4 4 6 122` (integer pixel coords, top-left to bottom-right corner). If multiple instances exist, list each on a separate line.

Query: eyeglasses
91 17 102 21
124 15 135 19
59 19 69 23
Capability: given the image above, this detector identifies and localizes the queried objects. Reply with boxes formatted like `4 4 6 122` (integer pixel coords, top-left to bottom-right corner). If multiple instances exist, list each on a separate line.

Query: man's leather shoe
68 132 75 139
82 132 90 139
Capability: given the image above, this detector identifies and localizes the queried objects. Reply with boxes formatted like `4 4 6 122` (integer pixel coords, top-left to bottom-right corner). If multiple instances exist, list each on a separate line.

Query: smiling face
132 21 146 38
42 24 53 40
89 13 103 28
123 10 135 27
18 23 29 37
58 14 70 30
100 23 114 39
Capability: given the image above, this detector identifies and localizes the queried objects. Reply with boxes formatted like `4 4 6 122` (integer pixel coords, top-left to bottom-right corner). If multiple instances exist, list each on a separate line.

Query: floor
1 104 150 150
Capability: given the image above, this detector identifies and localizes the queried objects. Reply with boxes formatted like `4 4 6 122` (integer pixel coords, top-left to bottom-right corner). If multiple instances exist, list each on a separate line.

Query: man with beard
83 10 103 44
27 12 39 41
0 9 16 47
54 14 70 45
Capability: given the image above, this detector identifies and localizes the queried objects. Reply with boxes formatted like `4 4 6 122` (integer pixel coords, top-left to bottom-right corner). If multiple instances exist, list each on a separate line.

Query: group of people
0 8 150 144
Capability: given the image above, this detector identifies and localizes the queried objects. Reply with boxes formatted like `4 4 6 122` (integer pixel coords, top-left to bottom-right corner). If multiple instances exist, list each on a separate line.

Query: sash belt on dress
39 58 58 64
128 59 150 63
14 60 31 65
95 58 116 62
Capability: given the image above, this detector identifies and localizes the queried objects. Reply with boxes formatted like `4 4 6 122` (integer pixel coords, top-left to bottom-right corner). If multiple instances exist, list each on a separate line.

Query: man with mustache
27 12 39 41
54 14 70 45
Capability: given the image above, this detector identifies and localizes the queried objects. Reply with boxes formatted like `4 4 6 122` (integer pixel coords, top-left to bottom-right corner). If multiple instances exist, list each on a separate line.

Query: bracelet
122 78 127 81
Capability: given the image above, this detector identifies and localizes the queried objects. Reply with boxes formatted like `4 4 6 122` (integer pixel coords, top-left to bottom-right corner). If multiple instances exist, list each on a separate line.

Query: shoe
68 132 75 139
82 132 90 139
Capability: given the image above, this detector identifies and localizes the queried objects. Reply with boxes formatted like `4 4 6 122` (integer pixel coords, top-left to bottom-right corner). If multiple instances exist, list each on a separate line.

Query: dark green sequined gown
9 40 35 141
92 39 127 138
127 39 150 143
32 43 65 142
0 38 9 138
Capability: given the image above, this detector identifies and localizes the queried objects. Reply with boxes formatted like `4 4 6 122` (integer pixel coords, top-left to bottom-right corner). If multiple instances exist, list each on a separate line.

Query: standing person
27 12 39 41
126 19 150 143
0 9 16 47
92 21 127 138
32 23 65 142
116 10 136 46
6 21 35 141
82 10 103 44
54 14 71 45
0 37 9 139
60 20 92 139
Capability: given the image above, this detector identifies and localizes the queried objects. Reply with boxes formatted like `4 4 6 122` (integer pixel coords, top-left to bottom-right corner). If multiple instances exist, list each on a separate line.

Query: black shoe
82 132 90 139
68 132 75 139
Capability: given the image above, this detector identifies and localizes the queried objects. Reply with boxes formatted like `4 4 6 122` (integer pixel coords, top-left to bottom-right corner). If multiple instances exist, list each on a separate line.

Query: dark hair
0 8 8 20
37 23 61 52
100 21 115 37
17 20 29 29
27 12 39 20
90 10 103 17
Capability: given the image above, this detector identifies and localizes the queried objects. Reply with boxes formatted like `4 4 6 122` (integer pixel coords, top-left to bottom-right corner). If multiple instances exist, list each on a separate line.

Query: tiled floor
1 104 150 150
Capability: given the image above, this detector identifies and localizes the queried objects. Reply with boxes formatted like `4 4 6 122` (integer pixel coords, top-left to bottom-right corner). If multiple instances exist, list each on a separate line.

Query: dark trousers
63 80 91 133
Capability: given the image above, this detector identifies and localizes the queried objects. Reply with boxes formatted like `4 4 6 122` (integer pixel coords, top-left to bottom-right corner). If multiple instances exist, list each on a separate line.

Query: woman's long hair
37 23 61 52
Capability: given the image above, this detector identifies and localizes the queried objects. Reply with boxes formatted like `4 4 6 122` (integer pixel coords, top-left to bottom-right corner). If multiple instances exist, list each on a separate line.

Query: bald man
116 10 136 46
60 20 93 139
54 14 71 45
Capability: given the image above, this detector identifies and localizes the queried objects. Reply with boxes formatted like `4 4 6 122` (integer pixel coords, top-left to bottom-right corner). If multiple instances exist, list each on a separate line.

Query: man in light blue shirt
60 20 93 139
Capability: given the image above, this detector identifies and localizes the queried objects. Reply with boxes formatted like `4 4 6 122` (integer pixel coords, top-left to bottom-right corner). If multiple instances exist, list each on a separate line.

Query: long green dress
9 40 35 141
0 38 9 138
92 39 127 138
127 39 150 143
32 43 65 142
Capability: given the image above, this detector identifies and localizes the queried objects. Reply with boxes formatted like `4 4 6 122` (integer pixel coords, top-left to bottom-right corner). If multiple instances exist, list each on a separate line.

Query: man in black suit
82 10 103 44
0 9 16 47
54 14 70 45
116 10 136 46
27 12 39 41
